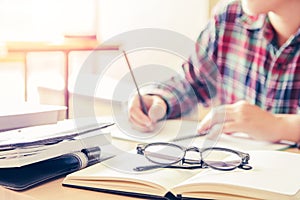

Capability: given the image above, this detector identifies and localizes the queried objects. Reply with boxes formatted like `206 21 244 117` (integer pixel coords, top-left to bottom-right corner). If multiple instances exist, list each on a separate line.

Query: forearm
147 76 198 119
275 114 300 143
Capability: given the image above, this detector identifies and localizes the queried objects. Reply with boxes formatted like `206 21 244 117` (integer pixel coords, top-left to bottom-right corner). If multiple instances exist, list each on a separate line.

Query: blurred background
0 0 219 118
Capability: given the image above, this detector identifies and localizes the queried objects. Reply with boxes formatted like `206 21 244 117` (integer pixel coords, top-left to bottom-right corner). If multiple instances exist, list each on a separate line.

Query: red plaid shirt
150 0 300 118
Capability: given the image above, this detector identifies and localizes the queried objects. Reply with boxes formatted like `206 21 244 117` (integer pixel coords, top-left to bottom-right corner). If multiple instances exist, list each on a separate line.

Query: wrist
275 114 300 143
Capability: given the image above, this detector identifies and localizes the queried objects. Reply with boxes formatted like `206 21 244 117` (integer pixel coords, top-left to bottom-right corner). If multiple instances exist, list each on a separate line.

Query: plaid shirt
151 0 300 119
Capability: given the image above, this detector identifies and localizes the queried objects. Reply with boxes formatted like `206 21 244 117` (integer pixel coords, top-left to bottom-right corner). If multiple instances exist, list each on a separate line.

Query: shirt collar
294 28 300 45
238 12 300 44
238 13 266 31
237 12 275 44
236 6 300 46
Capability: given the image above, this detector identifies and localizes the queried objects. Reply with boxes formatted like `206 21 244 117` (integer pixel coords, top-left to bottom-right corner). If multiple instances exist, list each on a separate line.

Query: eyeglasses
134 142 252 171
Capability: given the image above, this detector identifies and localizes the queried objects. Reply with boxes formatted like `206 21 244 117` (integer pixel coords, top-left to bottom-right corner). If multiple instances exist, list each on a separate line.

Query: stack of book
0 103 114 191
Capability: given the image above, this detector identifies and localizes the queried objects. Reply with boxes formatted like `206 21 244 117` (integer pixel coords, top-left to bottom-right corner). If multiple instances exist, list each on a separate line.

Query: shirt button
266 106 272 111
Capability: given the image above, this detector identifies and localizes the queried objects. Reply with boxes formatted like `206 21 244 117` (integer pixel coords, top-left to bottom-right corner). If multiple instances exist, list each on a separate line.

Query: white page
174 150 300 196
111 119 294 151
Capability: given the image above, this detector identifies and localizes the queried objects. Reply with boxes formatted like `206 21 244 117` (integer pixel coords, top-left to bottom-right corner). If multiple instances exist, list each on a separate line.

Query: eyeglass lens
202 149 242 170
144 144 185 165
144 144 242 170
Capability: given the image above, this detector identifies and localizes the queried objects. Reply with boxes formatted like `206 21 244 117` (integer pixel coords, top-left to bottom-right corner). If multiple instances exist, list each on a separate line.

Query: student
128 0 300 143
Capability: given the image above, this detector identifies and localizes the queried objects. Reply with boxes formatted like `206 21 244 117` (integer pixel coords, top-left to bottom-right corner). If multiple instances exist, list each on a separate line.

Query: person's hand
197 100 281 142
128 95 167 132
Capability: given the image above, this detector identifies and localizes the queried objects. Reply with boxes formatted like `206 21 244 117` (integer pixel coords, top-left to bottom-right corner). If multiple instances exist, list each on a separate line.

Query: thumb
148 98 167 122
197 111 213 133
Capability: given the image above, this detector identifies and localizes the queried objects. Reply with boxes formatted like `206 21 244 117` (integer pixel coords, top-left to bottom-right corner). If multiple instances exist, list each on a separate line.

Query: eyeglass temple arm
133 164 207 171
133 164 165 172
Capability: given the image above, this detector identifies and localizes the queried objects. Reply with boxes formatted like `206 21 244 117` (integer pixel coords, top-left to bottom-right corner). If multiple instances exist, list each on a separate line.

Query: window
0 0 96 42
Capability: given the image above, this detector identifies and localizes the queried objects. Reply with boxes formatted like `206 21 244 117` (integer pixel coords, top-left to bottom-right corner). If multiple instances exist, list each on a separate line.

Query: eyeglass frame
135 142 252 171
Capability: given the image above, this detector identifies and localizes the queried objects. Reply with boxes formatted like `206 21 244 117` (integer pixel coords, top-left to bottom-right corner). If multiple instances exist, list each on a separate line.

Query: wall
97 0 209 42
95 0 211 83
0 1 216 119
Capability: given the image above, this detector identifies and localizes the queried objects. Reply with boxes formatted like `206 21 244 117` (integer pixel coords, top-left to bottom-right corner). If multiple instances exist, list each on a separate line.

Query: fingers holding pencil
128 94 167 132
123 50 167 132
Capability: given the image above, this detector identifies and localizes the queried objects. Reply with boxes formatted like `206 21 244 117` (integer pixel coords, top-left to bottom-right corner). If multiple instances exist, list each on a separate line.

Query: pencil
123 50 148 115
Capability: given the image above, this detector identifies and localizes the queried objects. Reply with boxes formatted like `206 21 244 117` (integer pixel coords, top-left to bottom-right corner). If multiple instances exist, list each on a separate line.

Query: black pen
123 50 148 115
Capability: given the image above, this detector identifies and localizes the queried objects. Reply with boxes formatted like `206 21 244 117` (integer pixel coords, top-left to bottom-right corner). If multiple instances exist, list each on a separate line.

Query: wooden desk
1 135 299 200
0 178 141 200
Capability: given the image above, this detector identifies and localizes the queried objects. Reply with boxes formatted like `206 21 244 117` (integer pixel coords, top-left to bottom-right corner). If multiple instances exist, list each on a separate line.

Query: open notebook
63 150 300 200
63 117 300 199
